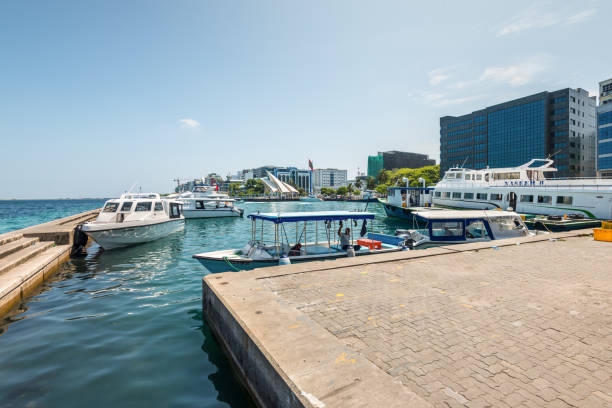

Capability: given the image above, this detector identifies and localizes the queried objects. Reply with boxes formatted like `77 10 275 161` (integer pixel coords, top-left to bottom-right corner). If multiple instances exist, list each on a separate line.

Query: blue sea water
0 200 408 407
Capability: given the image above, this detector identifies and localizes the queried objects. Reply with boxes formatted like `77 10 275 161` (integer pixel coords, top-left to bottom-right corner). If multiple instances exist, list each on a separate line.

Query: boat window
154 202 164 211
556 196 573 205
442 192 451 198
102 202 119 213
476 193 487 200
537 195 552 204
464 193 474 199
484 173 490 182
520 195 534 203
452 192 461 199
465 174 471 180
135 202 152 212
169 203 181 218
490 193 502 201
120 202 133 212
431 221 463 237
466 220 488 239
434 192 441 198
476 174 482 181
195 200 205 209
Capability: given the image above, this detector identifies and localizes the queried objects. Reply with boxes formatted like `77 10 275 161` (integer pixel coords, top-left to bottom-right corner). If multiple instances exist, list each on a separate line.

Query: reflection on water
0 201 405 407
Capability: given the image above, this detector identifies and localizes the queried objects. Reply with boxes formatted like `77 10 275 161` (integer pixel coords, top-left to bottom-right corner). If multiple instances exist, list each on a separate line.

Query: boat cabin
97 193 182 223
442 159 558 185
404 210 529 246
386 187 434 208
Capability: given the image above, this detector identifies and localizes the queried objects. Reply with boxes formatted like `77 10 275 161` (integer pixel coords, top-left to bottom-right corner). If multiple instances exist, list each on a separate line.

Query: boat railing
436 180 612 191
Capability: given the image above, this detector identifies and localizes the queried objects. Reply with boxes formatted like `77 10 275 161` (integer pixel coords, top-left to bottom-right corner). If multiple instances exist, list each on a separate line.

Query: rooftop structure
368 151 436 178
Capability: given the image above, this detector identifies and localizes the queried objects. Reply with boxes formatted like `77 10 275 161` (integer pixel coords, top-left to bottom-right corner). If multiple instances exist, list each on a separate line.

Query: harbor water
0 199 406 407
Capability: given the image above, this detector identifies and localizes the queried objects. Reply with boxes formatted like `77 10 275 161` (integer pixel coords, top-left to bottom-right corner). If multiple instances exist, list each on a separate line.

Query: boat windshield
431 221 463 237
120 202 133 212
135 202 152 212
103 202 119 213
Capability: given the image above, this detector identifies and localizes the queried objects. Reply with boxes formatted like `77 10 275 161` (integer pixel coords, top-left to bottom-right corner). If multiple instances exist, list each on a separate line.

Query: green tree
375 185 388 195
336 186 348 196
347 183 354 193
366 176 376 190
376 170 392 185
320 187 335 196
353 189 361 196
355 180 363 189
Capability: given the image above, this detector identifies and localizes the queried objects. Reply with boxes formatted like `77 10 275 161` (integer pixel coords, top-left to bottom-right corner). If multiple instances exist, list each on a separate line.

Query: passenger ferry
433 159 612 220
175 186 243 218
81 193 184 250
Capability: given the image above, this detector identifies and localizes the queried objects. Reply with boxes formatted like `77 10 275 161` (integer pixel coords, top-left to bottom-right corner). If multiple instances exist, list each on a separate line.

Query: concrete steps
0 233 23 247
0 237 39 259
0 241 55 276
0 245 70 303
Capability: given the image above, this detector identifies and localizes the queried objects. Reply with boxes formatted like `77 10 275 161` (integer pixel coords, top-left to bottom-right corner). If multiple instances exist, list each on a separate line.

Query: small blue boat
192 211 405 273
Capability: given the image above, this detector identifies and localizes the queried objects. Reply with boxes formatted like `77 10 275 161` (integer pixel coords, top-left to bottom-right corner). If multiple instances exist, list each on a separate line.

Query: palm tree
355 180 363 190
347 183 354 194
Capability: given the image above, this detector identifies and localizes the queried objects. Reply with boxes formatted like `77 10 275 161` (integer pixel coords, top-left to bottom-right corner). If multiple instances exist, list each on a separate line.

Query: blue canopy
248 211 376 223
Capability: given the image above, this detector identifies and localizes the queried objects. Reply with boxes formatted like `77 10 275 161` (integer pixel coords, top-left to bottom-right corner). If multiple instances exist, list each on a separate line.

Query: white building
312 168 348 192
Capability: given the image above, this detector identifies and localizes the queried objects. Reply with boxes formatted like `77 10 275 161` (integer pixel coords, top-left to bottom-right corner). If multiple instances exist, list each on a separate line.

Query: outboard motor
70 224 89 257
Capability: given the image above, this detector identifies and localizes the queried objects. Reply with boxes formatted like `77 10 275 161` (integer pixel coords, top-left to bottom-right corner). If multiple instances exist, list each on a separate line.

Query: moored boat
176 186 243 218
81 193 184 250
299 195 323 202
192 210 405 273
432 159 612 219
395 209 539 249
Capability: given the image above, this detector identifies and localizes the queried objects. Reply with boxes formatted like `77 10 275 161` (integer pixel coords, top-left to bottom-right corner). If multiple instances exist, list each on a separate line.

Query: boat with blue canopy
192 210 406 273
394 209 541 249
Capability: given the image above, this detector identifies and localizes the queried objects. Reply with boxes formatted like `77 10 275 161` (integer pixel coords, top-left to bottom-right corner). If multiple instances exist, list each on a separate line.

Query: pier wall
202 229 612 408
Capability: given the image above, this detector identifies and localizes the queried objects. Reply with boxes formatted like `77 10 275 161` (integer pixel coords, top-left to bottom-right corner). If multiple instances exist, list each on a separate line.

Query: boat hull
83 219 185 250
182 208 242 218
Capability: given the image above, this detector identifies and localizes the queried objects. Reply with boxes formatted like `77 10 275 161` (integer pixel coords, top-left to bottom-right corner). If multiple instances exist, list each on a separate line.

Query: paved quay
0 209 99 316
202 229 612 408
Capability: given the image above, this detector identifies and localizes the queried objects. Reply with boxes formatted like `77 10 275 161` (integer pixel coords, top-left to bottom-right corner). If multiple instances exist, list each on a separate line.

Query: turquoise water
0 199 107 234
0 200 408 407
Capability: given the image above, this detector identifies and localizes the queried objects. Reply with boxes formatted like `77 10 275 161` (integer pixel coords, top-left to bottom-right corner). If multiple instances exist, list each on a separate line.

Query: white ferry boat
81 193 185 250
176 186 243 218
433 159 612 219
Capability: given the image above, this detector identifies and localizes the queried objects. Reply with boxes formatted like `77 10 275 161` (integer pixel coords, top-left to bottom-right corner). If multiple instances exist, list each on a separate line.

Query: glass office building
367 151 435 178
440 88 596 178
597 78 612 177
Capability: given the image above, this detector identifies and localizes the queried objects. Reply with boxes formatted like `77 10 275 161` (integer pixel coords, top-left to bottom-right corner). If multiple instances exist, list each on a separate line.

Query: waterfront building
204 173 223 186
440 88 597 178
273 167 312 193
367 151 436 177
312 168 348 192
598 78 612 177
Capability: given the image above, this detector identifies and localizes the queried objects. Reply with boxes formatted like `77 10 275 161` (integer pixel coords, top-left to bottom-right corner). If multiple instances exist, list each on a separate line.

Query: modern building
312 168 348 192
273 167 312 193
440 88 597 178
598 78 612 177
367 151 436 177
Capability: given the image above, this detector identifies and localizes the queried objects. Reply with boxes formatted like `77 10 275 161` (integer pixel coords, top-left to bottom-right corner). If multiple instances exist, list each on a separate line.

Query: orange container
356 239 382 250
593 228 612 242
601 221 612 229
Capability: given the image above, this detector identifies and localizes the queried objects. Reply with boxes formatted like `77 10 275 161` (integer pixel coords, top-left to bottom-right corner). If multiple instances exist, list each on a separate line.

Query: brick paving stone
262 237 612 407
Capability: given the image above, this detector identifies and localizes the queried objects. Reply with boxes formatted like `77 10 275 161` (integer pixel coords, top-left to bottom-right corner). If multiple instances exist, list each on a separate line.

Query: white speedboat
433 159 612 219
193 211 405 273
176 186 243 218
81 193 185 250
395 210 540 249
299 195 322 202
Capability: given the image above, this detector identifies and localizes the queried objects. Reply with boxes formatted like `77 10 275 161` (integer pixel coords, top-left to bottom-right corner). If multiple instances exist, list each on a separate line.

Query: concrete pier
0 209 99 316
202 229 612 408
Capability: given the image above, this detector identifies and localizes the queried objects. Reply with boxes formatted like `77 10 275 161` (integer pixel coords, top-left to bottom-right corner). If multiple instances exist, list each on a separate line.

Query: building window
556 196 573 205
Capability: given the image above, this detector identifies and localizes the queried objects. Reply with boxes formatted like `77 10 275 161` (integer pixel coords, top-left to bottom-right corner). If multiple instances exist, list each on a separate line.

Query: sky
1 0 610 198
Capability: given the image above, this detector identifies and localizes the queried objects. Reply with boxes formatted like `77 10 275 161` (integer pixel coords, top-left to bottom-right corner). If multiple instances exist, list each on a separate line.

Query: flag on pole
308 159 313 170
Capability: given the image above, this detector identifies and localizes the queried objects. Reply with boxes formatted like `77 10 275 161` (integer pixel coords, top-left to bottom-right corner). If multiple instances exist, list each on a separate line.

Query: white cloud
420 91 483 107
179 118 200 128
480 57 549 86
566 9 597 25
427 66 456 86
497 6 596 36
